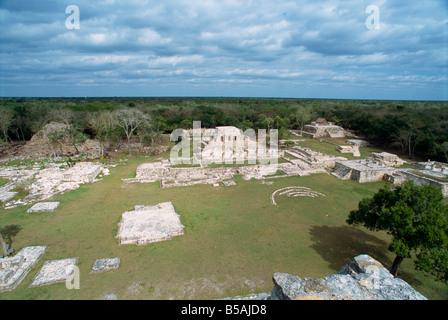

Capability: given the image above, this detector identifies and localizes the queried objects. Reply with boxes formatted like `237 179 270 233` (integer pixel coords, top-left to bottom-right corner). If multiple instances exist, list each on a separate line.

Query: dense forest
0 97 447 161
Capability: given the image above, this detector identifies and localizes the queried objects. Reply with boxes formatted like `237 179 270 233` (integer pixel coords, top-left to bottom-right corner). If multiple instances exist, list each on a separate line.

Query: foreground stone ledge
267 255 427 300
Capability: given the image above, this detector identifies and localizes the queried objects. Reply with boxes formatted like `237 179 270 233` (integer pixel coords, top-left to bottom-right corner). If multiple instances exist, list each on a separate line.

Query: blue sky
0 0 447 100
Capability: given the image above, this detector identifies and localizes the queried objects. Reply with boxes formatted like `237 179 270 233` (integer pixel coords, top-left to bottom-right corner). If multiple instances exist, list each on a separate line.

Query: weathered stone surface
0 246 46 292
90 258 120 274
31 258 78 287
266 255 427 300
0 161 105 207
27 202 60 213
116 202 184 245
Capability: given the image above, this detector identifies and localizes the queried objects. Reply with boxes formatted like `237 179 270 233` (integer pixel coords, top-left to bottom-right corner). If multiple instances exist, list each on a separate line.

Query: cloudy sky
0 0 447 100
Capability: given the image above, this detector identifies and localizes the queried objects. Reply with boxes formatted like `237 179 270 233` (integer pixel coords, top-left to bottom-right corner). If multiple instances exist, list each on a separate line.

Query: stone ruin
385 161 448 197
283 146 346 172
116 202 185 245
31 258 78 287
191 126 278 165
367 152 405 167
332 159 397 183
90 258 120 274
337 145 360 157
17 122 101 158
124 143 350 189
302 119 353 139
331 152 404 183
331 152 448 197
0 246 47 292
0 161 107 208
271 186 326 205
27 202 60 213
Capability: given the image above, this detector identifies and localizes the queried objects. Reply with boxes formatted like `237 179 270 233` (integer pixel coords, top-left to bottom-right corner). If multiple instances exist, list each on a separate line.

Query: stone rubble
0 161 107 207
0 246 47 292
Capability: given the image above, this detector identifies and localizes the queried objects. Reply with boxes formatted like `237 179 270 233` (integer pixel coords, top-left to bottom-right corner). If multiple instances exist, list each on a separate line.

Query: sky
0 0 447 100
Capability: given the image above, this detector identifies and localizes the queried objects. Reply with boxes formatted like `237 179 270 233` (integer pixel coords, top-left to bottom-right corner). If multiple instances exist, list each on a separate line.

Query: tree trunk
127 135 132 156
390 255 404 278
0 232 9 257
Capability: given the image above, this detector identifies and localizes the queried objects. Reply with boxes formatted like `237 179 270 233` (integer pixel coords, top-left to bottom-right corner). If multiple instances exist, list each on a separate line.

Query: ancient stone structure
0 166 39 204
247 255 427 300
27 202 60 213
389 168 448 197
367 152 405 167
1 161 107 208
31 258 78 287
302 119 352 139
17 122 101 158
284 146 347 171
347 139 370 147
90 258 120 274
332 159 396 183
0 246 47 292
197 126 278 165
116 202 185 245
337 145 360 157
125 143 348 189
271 187 326 205
25 162 104 203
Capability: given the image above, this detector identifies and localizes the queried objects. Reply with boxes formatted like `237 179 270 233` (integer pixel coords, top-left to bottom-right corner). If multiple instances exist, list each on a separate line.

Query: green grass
0 150 446 300
0 177 8 187
294 137 385 160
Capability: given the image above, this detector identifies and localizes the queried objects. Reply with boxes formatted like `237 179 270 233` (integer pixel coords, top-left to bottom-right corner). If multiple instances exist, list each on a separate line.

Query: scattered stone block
222 180 237 186
90 258 120 274
0 246 47 292
116 202 184 245
27 202 60 213
31 258 77 287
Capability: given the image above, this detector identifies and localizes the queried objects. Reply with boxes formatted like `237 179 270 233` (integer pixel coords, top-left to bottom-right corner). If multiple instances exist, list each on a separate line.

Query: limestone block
27 202 60 213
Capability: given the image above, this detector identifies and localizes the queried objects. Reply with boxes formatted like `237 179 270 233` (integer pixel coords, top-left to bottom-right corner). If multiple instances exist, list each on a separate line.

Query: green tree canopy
347 181 448 283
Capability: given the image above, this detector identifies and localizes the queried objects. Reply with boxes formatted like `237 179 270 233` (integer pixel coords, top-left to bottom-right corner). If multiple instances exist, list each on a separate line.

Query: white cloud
0 0 446 99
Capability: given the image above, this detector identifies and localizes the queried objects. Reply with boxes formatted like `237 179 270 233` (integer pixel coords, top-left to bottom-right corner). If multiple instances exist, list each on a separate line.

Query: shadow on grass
309 225 423 287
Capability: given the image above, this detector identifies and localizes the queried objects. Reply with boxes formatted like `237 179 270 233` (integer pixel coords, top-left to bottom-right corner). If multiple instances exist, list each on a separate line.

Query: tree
113 108 149 156
439 141 448 162
64 124 88 154
0 225 22 256
294 108 311 135
88 111 115 157
347 181 448 283
0 108 15 143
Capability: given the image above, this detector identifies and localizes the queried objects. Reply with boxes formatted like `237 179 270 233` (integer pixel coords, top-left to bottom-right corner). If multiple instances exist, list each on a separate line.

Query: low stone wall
399 170 448 197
